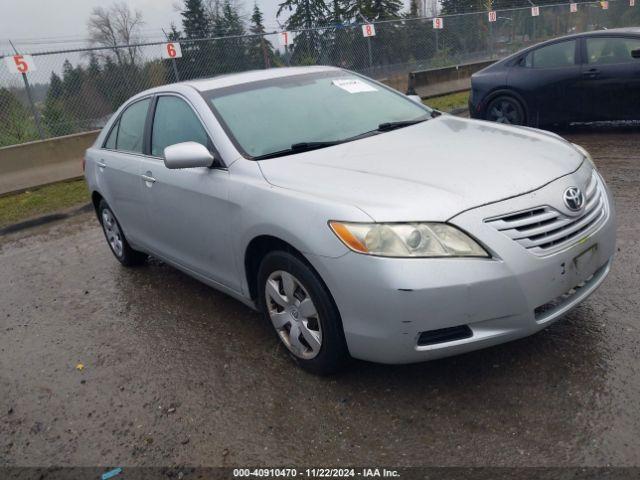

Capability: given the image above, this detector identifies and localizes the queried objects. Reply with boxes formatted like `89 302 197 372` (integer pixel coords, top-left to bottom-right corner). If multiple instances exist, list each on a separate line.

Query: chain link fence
1 0 638 148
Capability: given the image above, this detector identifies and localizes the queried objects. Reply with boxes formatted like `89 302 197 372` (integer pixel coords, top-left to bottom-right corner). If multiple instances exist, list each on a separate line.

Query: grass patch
0 179 89 228
423 90 470 113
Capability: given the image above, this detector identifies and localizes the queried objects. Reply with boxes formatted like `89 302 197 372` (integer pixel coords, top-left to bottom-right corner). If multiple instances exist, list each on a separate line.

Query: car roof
183 65 341 92
493 27 640 65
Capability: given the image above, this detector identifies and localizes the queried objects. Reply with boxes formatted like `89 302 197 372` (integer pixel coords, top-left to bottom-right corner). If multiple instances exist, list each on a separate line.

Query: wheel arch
91 191 104 220
481 88 530 124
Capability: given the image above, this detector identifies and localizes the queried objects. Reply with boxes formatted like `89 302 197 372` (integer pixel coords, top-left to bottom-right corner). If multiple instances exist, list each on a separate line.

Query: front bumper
308 167 616 364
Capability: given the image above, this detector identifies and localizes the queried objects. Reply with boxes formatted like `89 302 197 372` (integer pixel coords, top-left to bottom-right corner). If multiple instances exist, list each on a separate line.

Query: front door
509 39 583 125
581 36 640 121
138 95 238 290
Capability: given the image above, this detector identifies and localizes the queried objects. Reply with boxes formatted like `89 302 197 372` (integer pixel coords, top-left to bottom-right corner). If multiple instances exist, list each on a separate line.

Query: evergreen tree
0 88 38 147
182 0 211 38
181 0 214 78
277 0 330 64
213 0 247 73
345 0 403 21
43 93 74 137
247 3 276 69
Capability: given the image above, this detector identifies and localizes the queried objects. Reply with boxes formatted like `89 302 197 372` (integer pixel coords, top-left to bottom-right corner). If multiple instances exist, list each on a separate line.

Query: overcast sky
0 0 288 53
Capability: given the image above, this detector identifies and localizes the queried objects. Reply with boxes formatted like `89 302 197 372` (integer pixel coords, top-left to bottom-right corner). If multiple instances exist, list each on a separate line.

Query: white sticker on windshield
332 79 378 94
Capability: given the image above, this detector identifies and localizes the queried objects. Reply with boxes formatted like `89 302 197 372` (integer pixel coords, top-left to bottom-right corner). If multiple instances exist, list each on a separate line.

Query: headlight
572 143 596 169
329 221 489 258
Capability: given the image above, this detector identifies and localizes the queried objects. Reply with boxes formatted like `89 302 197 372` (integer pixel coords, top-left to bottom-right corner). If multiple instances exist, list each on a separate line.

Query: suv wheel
257 251 350 375
98 199 147 267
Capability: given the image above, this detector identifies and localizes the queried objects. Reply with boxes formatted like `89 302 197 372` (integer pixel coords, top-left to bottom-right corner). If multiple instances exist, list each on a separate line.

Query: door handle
582 68 600 78
97 161 107 169
141 174 156 184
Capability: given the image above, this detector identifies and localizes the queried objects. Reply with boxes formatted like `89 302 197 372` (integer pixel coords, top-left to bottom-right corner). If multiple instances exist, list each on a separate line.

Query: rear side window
151 96 210 157
116 99 151 154
524 40 576 69
587 37 640 65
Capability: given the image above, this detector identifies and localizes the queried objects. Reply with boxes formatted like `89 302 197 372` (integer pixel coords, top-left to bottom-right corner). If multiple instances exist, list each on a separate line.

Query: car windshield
205 71 431 159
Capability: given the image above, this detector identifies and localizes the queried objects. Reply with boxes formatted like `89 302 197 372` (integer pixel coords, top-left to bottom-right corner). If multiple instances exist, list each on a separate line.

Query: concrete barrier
407 60 495 98
0 130 99 195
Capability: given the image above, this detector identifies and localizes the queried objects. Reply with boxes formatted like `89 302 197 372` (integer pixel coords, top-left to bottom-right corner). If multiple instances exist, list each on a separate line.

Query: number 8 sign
362 24 376 37
5 54 37 74
161 42 182 59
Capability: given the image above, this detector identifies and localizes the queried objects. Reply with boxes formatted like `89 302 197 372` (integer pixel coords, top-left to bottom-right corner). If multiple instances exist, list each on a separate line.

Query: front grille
417 325 473 346
485 171 607 256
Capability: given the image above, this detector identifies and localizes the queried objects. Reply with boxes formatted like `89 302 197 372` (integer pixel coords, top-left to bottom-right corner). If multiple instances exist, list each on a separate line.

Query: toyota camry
85 66 616 374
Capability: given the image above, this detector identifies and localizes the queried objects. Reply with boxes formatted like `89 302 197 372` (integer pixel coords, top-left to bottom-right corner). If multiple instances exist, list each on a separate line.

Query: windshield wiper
377 118 429 132
253 140 343 160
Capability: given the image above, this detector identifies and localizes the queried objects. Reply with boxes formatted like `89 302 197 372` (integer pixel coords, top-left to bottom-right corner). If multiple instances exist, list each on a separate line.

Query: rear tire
98 199 147 267
257 251 350 375
485 95 526 126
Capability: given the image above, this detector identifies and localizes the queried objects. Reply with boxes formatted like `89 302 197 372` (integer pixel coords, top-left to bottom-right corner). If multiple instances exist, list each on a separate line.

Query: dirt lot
1 127 639 469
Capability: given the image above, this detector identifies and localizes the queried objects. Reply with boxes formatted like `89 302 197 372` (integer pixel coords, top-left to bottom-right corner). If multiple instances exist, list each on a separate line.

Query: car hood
258 116 584 222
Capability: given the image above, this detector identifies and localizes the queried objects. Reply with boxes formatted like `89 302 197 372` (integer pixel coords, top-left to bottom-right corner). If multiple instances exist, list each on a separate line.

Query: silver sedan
84 66 616 374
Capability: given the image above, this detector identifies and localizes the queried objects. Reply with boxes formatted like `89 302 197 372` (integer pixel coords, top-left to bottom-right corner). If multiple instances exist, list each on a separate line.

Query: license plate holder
572 243 598 274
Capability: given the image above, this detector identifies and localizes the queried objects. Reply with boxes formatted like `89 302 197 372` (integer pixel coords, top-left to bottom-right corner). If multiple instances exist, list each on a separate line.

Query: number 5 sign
161 42 182 59
4 54 37 74
362 24 376 37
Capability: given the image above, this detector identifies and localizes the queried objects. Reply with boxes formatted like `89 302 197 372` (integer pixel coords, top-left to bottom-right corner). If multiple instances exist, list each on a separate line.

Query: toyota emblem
563 186 584 211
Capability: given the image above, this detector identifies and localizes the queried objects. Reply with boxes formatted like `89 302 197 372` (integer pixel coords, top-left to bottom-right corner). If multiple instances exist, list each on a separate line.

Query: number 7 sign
4 54 37 74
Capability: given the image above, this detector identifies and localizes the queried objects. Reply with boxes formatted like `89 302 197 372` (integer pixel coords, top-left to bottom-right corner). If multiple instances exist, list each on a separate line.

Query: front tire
98 199 147 267
485 95 526 125
257 251 350 375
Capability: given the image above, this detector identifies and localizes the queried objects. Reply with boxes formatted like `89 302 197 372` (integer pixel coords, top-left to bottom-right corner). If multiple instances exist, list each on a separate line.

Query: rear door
137 94 238 290
509 39 582 125
581 35 640 121
97 98 151 245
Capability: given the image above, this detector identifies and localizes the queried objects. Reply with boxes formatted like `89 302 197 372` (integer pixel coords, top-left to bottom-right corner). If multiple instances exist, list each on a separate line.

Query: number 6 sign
4 54 37 74
161 42 182 59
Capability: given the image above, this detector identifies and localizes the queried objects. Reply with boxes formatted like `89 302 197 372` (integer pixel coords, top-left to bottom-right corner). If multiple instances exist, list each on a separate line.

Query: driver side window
151 96 211 157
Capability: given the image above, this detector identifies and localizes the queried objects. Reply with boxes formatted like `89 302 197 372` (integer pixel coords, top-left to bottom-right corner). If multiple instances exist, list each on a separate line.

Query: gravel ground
0 126 639 468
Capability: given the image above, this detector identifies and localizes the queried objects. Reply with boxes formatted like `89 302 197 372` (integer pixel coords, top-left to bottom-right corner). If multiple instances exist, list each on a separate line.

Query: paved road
1 127 639 468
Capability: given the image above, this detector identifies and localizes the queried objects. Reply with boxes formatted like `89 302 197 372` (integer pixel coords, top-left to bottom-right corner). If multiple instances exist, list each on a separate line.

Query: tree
87 2 145 66
247 3 276 69
0 88 38 147
180 0 215 78
212 0 247 73
42 73 74 137
344 0 404 21
182 0 211 39
277 0 330 64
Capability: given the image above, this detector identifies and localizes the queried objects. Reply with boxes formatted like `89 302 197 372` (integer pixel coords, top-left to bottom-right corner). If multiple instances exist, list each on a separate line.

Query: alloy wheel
488 99 521 124
265 270 322 359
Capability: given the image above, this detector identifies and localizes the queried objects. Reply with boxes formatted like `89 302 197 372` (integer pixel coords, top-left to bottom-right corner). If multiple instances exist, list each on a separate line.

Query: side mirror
164 142 214 169
407 94 423 104
632 49 640 59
